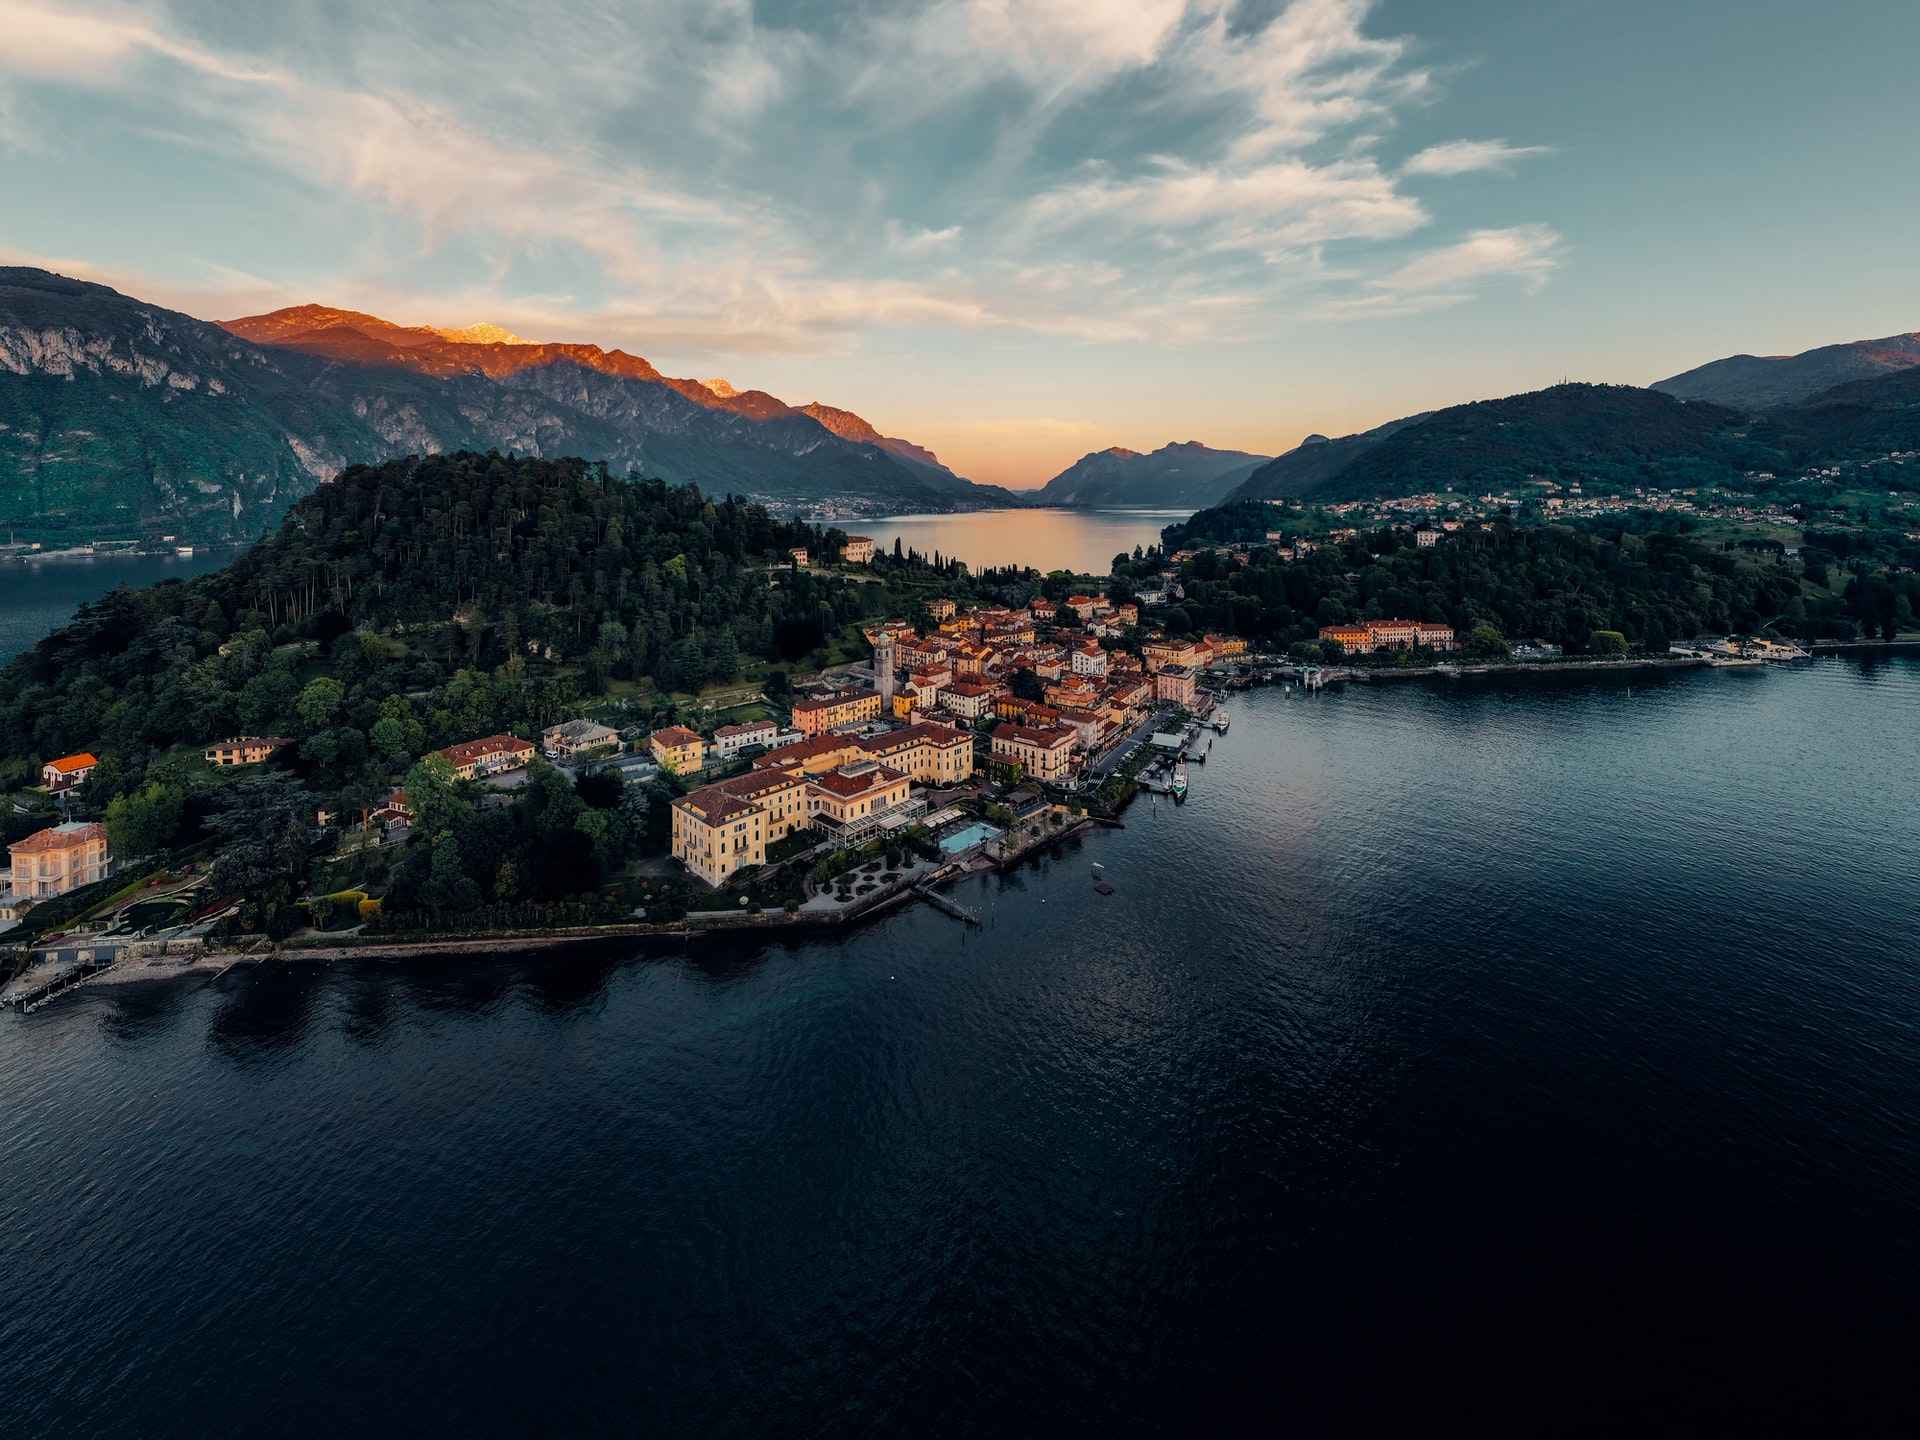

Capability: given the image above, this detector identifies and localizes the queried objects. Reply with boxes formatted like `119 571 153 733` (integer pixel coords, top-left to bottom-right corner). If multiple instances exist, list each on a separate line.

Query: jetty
912 882 981 926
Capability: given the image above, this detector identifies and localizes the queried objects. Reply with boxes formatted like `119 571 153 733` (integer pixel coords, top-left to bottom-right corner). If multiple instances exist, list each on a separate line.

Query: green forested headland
1130 519 1919 656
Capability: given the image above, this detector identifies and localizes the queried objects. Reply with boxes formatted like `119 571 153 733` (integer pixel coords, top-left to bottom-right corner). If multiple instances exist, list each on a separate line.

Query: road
1085 704 1178 782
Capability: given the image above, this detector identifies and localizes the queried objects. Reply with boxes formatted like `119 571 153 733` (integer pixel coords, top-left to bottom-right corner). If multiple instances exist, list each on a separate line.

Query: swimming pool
937 821 1002 854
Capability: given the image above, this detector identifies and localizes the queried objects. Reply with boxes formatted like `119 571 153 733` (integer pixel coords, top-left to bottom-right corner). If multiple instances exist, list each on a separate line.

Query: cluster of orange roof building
661 593 1246 887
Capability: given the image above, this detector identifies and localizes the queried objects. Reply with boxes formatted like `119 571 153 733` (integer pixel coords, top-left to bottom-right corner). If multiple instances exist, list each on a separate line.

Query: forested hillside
0 453 867 785
1128 522 1919 655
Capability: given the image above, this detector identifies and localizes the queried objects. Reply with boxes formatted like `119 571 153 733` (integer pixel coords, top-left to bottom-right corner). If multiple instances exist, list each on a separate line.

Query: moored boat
1170 758 1188 800
1211 710 1230 733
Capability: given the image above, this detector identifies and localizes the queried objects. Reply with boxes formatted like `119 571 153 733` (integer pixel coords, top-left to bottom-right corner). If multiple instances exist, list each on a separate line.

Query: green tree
1590 629 1629 656
1465 623 1510 659
104 782 186 858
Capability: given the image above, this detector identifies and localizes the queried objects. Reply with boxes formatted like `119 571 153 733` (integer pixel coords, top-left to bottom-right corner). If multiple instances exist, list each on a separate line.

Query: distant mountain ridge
219 304 974 484
0 267 1015 542
1652 330 1920 410
1226 366 1920 506
1035 440 1271 508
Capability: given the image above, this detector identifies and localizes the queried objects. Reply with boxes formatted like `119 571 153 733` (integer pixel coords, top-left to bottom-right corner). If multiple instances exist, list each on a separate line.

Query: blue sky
2 0 1916 486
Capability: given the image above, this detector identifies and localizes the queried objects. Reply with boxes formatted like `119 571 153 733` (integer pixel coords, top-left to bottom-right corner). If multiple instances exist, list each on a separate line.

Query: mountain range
1650 330 1920 410
0 268 1017 543
1225 331 1920 505
4 262 1917 540
1032 441 1270 509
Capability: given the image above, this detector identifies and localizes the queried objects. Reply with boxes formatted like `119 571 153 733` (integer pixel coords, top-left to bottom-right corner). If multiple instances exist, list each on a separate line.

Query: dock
913 883 981 926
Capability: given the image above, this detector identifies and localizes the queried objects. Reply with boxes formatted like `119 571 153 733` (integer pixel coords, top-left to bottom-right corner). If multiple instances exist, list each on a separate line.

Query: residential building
1071 641 1108 678
843 536 875 564
671 787 767 888
203 736 291 768
941 679 1000 721
1154 664 1197 707
9 821 111 899
1107 677 1152 714
926 598 958 621
1416 528 1440 548
789 547 809 567
791 687 883 736
437 733 537 780
41 752 99 791
540 718 619 760
1142 640 1207 673
1319 624 1377 655
1204 633 1249 658
991 722 1076 783
1045 675 1099 710
858 721 974 785
1052 705 1106 751
649 726 707 775
710 718 778 761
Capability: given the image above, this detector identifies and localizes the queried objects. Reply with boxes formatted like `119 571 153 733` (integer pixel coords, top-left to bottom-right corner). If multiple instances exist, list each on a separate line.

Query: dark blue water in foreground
4 658 1918 1435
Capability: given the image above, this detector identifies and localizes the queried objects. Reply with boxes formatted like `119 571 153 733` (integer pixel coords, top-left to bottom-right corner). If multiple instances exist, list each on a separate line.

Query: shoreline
1346 654 1756 681
13 644 1909 1006
9 815 1114 1001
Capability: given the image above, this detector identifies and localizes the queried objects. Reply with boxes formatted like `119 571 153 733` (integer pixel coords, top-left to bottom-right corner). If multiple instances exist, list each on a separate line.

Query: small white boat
1170 759 1188 801
1211 710 1230 733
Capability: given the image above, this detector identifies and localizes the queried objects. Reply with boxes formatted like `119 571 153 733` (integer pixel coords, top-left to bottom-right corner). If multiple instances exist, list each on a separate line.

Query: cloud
0 0 1559 356
1403 139 1553 177
885 222 963 256
1024 156 1427 250
1315 224 1564 318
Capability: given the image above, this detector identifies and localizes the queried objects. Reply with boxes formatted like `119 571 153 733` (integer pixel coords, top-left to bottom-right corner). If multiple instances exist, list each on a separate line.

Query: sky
2 0 1917 488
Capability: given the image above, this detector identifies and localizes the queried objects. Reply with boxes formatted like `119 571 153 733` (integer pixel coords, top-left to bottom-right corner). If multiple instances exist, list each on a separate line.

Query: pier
913 882 982 926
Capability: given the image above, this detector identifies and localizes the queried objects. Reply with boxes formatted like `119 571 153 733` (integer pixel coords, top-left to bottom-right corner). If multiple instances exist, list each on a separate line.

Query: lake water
0 552 231 661
857 507 1188 574
4 657 1917 1434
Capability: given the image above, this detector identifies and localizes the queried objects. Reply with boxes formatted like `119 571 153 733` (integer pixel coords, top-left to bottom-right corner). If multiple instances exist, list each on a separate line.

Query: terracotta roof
438 734 534 765
860 722 967 755
754 733 859 769
712 720 775 739
809 763 908 798
994 722 1074 749
10 821 107 854
792 687 876 713
676 789 759 824
714 768 805 801
650 726 702 746
44 752 99 774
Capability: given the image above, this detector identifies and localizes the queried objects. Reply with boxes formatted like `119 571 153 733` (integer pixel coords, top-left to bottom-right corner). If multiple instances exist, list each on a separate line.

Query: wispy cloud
1403 139 1553 177
1315 224 1565 318
885 222 963 256
0 0 1563 357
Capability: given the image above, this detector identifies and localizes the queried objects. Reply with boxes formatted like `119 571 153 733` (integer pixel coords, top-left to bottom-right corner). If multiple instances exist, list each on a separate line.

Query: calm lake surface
0 552 231 661
857 507 1188 574
4 657 1918 1435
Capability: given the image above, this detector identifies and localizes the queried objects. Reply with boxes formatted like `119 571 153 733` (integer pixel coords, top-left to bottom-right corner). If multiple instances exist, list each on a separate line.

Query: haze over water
855 508 1189 574
4 658 1916 1435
